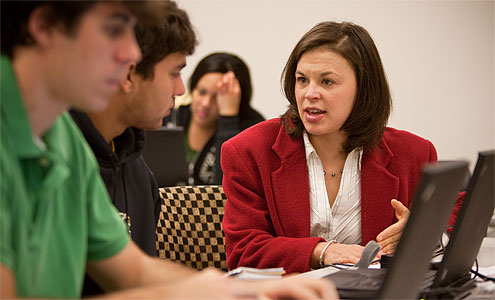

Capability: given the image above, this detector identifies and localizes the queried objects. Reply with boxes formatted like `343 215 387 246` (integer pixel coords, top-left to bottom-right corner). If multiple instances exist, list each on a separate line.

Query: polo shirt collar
1 56 46 158
1 56 70 188
0 56 43 158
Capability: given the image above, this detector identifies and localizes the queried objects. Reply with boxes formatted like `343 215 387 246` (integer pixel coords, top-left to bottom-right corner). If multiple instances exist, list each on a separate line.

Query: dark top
70 110 161 295
164 104 265 185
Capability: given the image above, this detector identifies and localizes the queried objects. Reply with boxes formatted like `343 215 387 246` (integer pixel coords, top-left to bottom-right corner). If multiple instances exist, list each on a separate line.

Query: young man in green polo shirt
0 1 337 299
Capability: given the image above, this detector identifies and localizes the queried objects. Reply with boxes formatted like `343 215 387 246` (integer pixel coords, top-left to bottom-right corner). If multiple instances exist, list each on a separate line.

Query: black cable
470 258 495 283
472 258 479 280
439 227 494 284
470 269 495 283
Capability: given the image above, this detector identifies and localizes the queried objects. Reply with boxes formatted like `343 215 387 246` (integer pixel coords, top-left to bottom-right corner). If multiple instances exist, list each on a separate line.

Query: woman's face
190 72 223 128
295 47 357 139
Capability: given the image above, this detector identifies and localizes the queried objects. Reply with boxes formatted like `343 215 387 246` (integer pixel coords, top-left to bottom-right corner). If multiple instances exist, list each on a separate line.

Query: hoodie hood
69 110 145 168
69 109 161 261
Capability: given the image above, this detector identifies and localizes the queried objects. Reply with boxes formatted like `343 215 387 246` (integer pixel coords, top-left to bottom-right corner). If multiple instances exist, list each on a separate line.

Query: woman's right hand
216 71 242 117
311 241 366 268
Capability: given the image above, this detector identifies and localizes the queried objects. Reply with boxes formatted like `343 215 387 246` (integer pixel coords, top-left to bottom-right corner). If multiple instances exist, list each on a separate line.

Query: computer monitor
142 127 189 187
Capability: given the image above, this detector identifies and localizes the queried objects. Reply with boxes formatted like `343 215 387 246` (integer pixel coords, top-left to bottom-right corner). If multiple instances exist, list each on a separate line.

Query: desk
477 237 495 268
297 237 495 298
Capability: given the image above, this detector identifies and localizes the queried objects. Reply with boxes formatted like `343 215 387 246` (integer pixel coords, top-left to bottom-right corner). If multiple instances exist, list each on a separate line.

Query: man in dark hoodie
71 0 195 259
69 0 195 295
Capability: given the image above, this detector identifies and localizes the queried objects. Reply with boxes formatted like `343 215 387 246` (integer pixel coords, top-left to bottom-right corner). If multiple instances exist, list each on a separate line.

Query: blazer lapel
361 139 400 244
270 127 311 238
267 126 401 244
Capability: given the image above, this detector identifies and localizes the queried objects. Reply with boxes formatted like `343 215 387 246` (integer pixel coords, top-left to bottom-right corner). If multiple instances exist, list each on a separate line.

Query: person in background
165 52 264 185
0 1 338 299
69 0 196 295
221 21 463 274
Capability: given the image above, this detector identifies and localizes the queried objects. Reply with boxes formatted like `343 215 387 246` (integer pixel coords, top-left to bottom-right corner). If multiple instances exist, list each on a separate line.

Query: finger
223 71 234 85
376 221 402 242
317 279 339 300
391 199 409 220
377 249 385 257
217 79 226 93
226 74 239 94
231 76 241 94
381 240 399 254
260 281 317 300
378 231 401 249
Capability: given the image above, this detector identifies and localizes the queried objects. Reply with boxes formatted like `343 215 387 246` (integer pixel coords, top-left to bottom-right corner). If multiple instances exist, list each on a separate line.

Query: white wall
176 0 494 170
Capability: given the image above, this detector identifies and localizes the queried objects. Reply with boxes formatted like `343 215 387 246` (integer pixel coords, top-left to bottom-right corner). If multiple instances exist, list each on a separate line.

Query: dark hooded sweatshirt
70 110 160 294
70 110 160 255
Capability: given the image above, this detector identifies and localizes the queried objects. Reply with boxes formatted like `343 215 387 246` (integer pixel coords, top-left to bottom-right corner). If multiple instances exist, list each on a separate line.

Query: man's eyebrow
176 63 187 71
108 12 133 23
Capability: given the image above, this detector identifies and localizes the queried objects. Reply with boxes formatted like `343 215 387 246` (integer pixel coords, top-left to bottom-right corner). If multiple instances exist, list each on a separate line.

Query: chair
156 185 228 271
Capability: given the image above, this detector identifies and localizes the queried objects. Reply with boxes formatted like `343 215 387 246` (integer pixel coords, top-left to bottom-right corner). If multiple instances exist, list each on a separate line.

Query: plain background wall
176 0 494 171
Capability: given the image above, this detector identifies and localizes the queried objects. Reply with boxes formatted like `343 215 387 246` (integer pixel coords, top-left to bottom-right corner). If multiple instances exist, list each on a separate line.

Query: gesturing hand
376 199 410 254
216 71 242 117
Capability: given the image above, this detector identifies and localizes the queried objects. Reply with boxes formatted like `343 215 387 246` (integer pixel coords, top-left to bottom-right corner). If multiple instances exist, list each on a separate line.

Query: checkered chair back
156 185 228 271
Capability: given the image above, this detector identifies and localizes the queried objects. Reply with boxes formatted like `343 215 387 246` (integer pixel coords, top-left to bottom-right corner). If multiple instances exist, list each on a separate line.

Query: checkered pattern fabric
156 185 228 271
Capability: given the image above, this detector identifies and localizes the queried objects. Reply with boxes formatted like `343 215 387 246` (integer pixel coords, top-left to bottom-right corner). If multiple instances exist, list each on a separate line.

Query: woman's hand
312 241 366 268
376 199 410 254
216 71 242 117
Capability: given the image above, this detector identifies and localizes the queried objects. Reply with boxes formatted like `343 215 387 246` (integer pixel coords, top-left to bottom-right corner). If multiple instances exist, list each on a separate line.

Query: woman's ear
27 6 55 49
121 63 137 93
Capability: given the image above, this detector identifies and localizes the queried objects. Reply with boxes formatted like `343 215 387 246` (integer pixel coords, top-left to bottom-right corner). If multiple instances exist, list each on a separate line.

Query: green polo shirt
0 56 130 298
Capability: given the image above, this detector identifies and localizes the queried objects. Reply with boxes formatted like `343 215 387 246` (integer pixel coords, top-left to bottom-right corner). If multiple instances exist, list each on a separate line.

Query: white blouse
303 132 363 244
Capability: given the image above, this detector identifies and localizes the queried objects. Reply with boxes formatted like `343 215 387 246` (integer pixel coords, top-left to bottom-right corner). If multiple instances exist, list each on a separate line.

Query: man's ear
27 7 56 49
121 63 137 93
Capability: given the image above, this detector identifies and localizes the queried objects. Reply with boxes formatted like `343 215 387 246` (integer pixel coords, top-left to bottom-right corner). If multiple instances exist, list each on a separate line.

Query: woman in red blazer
221 21 462 274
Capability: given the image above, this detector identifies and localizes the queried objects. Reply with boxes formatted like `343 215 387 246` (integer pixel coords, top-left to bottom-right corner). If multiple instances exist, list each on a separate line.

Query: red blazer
221 118 462 274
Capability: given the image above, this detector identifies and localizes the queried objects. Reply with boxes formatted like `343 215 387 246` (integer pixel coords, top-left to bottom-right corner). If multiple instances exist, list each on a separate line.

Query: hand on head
376 199 410 254
216 71 242 116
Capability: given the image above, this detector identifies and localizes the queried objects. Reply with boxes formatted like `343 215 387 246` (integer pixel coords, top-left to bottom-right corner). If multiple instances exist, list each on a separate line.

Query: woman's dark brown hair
280 21 392 153
189 52 253 118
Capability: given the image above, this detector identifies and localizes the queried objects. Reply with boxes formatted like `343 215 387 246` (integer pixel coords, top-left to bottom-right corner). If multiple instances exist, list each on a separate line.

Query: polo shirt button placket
39 157 50 168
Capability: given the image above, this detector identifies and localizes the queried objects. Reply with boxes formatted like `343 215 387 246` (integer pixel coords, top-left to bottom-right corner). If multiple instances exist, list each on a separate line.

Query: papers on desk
225 267 286 280
469 266 495 299
479 266 495 277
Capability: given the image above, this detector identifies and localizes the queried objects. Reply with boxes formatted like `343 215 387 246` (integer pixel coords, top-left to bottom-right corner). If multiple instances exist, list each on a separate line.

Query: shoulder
228 118 282 146
379 127 436 162
54 113 100 172
382 127 434 150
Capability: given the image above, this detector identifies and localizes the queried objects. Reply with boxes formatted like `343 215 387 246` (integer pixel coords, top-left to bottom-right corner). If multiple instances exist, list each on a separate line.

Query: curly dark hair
280 21 392 153
134 0 197 80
